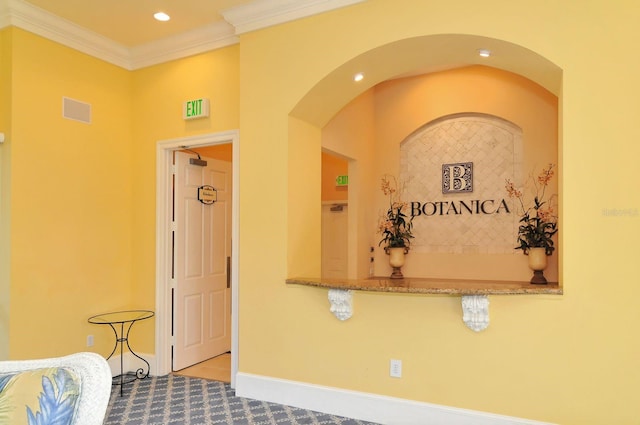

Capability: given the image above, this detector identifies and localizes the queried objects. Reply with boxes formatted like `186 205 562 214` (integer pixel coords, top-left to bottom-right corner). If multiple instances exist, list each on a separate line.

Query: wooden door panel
173 151 232 371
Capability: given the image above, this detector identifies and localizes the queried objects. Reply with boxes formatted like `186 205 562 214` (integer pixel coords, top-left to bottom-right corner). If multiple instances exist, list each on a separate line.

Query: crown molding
0 0 366 70
130 22 238 70
1 0 131 68
222 0 366 35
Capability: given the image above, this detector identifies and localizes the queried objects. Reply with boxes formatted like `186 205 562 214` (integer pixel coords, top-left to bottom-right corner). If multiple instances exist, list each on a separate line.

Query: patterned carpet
104 375 380 425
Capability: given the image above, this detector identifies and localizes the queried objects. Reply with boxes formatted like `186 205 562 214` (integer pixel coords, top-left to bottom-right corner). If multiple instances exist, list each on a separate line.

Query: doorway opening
321 151 349 279
155 130 239 388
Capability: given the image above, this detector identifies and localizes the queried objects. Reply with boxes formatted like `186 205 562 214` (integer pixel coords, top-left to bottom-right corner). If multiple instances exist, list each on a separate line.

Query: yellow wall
238 2 640 424
1 32 240 357
129 45 240 353
322 90 377 278
0 27 13 359
373 65 557 176
321 152 348 202
5 28 134 358
193 145 233 162
3 1 640 424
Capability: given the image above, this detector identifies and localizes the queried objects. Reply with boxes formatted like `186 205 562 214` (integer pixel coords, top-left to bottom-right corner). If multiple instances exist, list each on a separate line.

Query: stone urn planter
384 246 410 279
527 247 549 284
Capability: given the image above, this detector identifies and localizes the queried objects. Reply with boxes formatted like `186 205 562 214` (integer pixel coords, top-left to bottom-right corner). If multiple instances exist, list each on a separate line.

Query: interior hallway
172 353 231 383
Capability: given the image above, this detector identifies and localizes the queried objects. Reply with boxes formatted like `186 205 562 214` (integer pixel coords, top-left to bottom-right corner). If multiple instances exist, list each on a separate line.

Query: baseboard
106 352 155 377
235 372 555 425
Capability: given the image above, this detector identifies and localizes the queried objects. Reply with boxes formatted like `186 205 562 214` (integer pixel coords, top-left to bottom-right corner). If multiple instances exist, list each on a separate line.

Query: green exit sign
183 98 210 120
336 175 348 186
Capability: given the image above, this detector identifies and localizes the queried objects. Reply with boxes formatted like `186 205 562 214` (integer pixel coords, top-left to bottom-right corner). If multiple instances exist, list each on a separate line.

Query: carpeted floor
104 374 380 425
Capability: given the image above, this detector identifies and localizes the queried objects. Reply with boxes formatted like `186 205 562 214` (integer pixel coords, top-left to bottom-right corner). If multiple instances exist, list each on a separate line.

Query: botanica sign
409 162 510 218
410 198 510 217
398 115 523 253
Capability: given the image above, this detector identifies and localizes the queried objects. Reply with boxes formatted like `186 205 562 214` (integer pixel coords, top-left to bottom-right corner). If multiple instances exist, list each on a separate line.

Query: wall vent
62 97 92 124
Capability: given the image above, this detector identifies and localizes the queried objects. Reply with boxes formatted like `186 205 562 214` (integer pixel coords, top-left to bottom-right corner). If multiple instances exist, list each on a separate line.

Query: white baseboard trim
235 372 555 425
106 352 155 378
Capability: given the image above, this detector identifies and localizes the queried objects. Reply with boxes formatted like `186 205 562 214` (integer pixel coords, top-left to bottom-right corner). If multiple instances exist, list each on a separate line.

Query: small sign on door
198 185 217 204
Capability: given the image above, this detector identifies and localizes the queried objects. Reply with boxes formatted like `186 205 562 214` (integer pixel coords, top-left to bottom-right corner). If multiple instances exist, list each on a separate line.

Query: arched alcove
291 34 562 128
289 34 561 283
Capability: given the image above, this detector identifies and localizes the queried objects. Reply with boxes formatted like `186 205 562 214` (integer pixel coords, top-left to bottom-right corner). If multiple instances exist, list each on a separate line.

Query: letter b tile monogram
442 162 473 193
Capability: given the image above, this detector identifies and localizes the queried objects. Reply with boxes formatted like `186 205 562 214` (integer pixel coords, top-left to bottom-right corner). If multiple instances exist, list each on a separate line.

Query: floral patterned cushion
0 367 81 425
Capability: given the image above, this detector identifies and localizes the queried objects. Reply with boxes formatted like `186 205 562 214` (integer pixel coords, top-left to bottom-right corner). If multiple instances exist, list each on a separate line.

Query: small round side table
88 309 154 396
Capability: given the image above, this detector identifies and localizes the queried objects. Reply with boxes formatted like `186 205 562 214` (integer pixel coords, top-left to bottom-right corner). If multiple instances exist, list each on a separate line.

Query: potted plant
377 175 414 278
505 164 558 284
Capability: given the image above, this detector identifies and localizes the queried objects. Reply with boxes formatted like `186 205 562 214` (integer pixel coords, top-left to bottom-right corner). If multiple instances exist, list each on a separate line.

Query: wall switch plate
390 359 402 378
86 335 94 347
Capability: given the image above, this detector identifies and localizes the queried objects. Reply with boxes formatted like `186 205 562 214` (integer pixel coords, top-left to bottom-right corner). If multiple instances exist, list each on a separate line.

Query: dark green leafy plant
505 164 558 255
377 175 414 248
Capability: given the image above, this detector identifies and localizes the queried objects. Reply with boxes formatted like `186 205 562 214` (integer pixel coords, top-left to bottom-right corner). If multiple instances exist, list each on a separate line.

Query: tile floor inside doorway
172 353 231 383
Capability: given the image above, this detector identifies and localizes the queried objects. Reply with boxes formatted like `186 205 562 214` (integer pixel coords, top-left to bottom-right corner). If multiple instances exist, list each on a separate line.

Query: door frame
155 130 239 387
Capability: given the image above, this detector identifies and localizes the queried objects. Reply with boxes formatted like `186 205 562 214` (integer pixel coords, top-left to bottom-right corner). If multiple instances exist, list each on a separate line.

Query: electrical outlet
390 359 402 378
86 335 94 347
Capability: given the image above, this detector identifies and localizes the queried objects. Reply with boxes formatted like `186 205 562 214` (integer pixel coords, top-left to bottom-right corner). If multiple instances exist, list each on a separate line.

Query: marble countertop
286 276 562 295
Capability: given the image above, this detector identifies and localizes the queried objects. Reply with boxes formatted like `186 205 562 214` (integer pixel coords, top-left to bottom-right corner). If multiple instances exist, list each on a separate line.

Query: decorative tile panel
400 113 523 254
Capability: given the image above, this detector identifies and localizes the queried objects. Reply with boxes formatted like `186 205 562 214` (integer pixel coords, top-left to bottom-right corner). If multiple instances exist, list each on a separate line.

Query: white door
321 204 348 279
173 151 232 371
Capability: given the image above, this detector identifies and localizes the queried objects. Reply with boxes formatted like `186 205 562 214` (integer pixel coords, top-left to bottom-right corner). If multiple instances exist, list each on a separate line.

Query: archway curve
287 33 560 281
415 111 523 137
290 34 562 128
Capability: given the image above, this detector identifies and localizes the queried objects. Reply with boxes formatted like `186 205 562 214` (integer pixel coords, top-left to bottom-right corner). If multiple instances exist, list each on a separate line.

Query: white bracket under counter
288 277 561 332
461 295 490 332
328 289 353 321
326 289 489 331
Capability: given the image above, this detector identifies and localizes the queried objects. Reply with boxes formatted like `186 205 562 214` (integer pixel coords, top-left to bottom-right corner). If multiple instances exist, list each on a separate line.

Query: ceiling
0 0 365 69
1 0 561 98
20 0 255 46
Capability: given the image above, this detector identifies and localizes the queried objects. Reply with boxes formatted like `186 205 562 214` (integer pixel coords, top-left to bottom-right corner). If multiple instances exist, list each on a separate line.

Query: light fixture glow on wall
154 12 170 21
353 72 365 82
478 49 491 58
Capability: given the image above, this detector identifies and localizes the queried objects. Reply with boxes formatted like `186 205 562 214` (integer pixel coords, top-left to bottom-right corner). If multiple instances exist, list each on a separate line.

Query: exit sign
336 175 348 186
183 98 210 120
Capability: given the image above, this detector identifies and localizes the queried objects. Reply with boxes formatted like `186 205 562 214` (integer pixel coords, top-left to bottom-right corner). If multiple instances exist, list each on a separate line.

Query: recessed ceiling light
478 49 491 58
353 72 364 82
154 12 170 21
